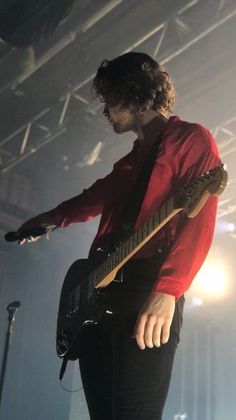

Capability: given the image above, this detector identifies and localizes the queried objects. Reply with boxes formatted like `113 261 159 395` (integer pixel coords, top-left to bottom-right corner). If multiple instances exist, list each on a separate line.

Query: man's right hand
17 212 58 245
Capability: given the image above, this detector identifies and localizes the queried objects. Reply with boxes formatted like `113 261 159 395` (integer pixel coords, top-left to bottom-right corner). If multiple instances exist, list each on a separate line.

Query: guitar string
67 196 178 311
68 211 157 304
66 219 152 313
67 193 183 312
67 219 144 303
66 202 169 313
67 233 138 310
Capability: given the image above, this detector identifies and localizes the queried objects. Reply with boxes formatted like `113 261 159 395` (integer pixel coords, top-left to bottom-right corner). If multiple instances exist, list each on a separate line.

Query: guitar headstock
174 166 228 218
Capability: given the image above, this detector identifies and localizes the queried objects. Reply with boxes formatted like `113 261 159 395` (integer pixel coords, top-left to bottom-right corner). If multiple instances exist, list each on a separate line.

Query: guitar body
56 258 107 360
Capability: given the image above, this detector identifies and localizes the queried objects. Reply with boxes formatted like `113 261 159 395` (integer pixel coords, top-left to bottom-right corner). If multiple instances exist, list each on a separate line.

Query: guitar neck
92 196 181 288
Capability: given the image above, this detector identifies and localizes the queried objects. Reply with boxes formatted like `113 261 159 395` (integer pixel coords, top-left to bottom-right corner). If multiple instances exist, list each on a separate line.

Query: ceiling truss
0 0 236 174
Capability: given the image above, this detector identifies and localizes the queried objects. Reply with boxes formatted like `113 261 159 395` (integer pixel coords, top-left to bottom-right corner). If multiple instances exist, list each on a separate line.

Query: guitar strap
114 129 164 242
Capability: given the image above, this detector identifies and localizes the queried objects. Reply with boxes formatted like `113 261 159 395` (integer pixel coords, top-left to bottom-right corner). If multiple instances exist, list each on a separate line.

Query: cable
60 381 84 393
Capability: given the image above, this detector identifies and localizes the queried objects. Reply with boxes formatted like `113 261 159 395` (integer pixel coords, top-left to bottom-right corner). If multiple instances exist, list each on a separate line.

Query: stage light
192 259 229 299
77 141 105 167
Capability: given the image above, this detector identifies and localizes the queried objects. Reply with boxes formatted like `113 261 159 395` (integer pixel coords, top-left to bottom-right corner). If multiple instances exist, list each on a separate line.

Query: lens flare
193 259 229 299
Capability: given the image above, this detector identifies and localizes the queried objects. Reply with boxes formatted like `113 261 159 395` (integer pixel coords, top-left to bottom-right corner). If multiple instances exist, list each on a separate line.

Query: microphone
7 301 21 312
5 225 56 242
7 301 21 322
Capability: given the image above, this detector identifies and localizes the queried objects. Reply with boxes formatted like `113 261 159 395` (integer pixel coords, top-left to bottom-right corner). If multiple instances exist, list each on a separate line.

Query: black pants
79 255 185 420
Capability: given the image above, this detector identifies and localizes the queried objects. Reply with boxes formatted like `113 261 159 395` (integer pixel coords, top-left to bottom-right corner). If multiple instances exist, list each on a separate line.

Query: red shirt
49 116 221 300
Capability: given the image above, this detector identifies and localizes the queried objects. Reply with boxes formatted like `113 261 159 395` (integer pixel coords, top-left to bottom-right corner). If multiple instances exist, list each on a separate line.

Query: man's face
103 103 136 134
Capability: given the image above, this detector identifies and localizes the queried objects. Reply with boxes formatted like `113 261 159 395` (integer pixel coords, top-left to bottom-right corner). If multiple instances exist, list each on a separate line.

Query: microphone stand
0 301 21 412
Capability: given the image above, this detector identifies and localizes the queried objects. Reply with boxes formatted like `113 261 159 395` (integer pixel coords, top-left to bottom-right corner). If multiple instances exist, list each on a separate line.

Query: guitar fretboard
90 195 180 287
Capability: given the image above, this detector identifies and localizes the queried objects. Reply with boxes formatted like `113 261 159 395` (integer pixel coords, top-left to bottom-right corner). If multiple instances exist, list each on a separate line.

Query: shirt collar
132 115 179 154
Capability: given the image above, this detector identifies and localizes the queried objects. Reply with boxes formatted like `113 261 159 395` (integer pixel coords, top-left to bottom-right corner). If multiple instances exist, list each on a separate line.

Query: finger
143 316 156 348
27 236 34 242
31 236 40 242
27 236 40 242
152 320 163 348
161 320 171 345
134 315 147 350
18 239 26 245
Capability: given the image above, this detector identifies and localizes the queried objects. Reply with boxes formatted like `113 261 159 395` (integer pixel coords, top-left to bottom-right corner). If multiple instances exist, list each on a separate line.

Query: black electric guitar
56 166 227 360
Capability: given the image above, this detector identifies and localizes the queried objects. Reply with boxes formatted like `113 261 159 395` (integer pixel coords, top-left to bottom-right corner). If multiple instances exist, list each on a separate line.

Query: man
17 52 221 419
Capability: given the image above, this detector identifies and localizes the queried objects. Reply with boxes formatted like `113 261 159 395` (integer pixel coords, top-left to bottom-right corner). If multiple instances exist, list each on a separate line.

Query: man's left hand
133 292 175 350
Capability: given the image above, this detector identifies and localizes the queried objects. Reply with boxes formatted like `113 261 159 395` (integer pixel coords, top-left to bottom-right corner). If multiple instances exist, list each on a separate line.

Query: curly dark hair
92 52 175 114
